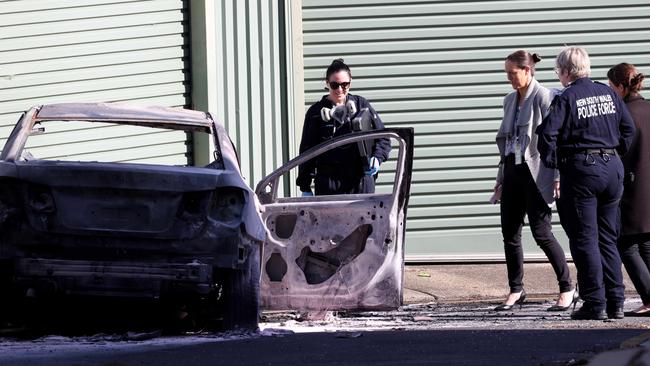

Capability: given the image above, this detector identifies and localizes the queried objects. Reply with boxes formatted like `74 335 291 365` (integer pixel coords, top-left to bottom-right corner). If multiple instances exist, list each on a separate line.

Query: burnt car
0 103 265 330
0 102 414 330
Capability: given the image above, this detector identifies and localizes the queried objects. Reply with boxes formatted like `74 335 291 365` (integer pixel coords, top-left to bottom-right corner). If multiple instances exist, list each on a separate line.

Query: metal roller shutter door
0 0 191 165
302 0 650 261
206 0 290 187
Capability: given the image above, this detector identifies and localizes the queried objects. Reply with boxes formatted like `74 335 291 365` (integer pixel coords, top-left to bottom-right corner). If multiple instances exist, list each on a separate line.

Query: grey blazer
495 78 558 205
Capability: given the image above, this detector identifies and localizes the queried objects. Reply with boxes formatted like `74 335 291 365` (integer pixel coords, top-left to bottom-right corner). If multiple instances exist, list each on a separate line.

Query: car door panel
256 128 414 311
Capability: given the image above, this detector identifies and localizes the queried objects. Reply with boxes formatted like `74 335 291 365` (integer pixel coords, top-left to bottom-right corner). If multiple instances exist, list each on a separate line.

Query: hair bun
531 53 542 63
630 73 645 90
632 72 645 84
325 58 352 80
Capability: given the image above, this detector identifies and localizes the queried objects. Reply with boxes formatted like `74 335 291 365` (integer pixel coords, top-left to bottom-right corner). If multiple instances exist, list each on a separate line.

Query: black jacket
536 77 635 169
296 94 391 192
620 94 650 236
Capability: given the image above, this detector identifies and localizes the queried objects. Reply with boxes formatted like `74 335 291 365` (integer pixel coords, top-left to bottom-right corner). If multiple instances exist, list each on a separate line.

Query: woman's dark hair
506 50 542 76
325 58 351 80
607 63 645 98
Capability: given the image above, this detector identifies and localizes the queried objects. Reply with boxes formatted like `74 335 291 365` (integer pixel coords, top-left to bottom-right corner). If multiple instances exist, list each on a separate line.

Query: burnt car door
255 128 414 311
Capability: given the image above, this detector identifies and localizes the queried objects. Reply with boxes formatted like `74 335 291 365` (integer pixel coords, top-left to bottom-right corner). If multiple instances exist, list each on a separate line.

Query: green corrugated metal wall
0 0 190 165
302 0 650 261
205 0 289 187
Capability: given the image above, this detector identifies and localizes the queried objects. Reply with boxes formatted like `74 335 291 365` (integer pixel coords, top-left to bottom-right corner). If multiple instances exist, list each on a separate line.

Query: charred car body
0 103 265 330
0 102 414 330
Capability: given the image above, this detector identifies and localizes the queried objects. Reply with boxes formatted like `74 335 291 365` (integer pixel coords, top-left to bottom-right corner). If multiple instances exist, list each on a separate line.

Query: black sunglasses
328 81 350 90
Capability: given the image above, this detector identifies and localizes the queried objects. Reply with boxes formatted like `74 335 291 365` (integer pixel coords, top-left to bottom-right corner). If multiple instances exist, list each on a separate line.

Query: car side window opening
22 120 195 166
272 134 400 200
297 141 398 198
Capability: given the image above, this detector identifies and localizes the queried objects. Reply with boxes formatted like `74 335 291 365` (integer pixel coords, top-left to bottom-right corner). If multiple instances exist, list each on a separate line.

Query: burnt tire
221 242 261 331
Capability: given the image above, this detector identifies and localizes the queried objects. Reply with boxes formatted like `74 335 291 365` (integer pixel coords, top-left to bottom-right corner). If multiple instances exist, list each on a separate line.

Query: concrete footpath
402 262 650 365
403 262 618 304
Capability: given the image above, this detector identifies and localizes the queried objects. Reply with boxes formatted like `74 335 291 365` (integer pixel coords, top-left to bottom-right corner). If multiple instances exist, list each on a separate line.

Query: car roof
35 103 213 132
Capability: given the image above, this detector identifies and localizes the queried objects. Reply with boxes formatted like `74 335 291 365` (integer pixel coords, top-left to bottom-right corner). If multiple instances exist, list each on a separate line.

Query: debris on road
335 331 363 339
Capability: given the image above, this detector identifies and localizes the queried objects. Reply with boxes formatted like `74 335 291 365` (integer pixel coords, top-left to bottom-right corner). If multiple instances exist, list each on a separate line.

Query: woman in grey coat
493 50 575 311
608 63 650 317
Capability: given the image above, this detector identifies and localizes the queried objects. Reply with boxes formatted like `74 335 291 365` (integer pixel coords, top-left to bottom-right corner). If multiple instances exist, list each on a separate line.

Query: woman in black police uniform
536 47 636 320
493 50 575 312
296 58 391 196
608 63 650 317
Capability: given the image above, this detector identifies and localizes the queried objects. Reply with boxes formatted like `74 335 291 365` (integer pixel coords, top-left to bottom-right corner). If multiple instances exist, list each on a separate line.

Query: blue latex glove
365 156 380 176
301 191 314 197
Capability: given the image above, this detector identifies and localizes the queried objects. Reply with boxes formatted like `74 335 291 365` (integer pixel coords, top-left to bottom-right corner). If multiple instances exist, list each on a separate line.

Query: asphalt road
1 301 649 366
0 328 642 366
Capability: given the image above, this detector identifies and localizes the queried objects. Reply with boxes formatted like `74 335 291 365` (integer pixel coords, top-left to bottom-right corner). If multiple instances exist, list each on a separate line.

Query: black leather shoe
570 306 607 320
607 307 624 319
494 290 526 311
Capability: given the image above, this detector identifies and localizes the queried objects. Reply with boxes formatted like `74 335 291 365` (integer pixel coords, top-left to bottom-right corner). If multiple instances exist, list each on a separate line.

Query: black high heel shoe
547 288 579 311
494 290 526 311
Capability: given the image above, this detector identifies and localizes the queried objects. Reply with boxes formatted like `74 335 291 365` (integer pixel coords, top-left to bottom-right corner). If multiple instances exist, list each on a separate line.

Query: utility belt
558 148 618 164
559 148 617 156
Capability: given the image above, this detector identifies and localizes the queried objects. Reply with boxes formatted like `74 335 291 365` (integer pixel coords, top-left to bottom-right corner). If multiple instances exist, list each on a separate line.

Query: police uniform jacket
296 94 391 192
536 77 636 169
496 78 558 205
620 94 650 236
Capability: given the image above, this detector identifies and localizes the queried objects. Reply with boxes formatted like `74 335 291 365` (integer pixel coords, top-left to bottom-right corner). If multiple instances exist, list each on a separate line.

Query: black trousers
500 156 572 293
558 152 625 312
618 235 650 305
